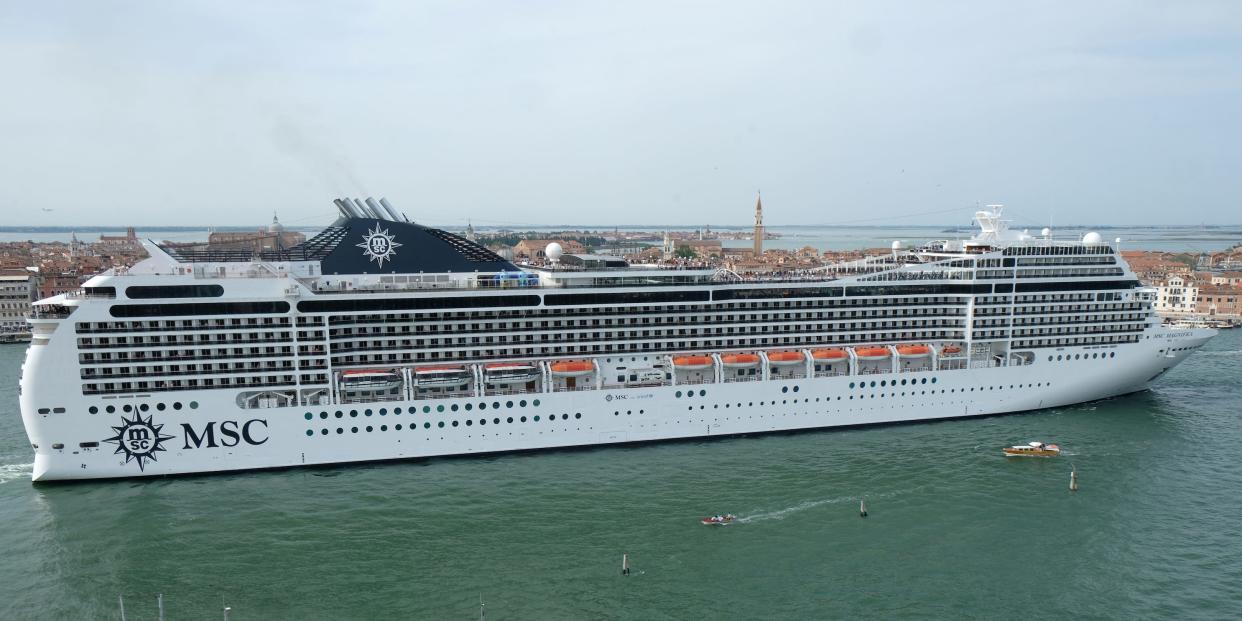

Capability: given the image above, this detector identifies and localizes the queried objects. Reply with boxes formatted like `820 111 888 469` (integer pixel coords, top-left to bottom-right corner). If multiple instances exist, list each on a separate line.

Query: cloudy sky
2 1 1240 228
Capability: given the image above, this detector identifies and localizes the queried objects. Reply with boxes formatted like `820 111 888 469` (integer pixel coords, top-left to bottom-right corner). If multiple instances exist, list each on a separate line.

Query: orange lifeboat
941 345 963 356
767 351 806 366
549 360 594 377
672 355 714 371
853 346 891 361
720 353 760 368
896 344 932 358
811 348 848 363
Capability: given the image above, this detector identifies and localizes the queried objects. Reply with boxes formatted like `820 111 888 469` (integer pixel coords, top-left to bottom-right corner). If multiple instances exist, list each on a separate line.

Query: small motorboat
1003 441 1061 457
700 514 736 526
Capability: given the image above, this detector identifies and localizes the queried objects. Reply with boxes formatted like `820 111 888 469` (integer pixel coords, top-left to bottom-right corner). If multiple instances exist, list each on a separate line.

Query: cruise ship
18 199 1215 481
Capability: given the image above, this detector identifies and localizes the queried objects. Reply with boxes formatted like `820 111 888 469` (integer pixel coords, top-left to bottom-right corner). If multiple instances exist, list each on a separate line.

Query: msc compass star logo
104 413 174 471
357 224 402 268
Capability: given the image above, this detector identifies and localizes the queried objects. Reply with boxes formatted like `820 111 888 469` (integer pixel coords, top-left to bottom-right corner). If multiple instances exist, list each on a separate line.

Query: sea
0 226 1240 619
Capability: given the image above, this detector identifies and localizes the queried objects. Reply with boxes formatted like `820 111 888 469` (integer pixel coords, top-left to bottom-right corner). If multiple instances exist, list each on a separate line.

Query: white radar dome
891 240 903 250
1041 227 1052 237
1082 231 1103 244
545 242 564 263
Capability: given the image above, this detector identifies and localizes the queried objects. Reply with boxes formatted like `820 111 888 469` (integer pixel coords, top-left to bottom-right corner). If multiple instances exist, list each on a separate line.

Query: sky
1 1 1240 228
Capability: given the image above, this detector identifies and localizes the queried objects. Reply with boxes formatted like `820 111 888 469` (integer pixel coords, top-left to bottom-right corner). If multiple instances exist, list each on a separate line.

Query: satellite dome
1082 231 1103 244
545 242 564 263
891 240 903 250
268 212 284 233
1041 227 1051 237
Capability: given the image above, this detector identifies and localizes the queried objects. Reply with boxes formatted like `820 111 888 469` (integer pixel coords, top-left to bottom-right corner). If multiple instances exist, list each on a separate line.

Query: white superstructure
18 202 1215 481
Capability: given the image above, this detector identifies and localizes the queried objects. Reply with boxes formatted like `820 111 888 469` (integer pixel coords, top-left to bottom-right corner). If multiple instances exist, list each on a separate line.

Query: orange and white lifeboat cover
672 355 714 370
550 360 594 377
1003 441 1061 457
896 344 931 358
766 351 805 366
811 348 848 362
853 346 891 360
720 353 760 368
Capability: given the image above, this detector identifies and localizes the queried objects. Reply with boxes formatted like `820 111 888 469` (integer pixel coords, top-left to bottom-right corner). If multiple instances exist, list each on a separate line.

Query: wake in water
1198 349 1242 357
0 463 33 484
735 487 915 524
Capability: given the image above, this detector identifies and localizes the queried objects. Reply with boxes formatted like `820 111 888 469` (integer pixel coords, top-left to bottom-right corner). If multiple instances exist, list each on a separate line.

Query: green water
2 332 1241 619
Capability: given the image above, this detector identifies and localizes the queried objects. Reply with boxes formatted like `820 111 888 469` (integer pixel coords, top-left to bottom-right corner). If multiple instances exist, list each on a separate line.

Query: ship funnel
374 197 403 222
353 197 384 220
365 197 396 222
379 197 410 223
334 198 366 219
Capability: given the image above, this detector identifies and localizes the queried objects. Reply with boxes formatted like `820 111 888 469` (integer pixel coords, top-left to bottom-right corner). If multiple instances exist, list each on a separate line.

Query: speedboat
700 514 736 526
1003 441 1061 457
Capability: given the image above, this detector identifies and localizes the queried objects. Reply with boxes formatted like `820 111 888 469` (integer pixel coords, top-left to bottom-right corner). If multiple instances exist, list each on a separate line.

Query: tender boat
720 353 760 368
853 346 891 361
700 514 736 526
1003 441 1061 457
483 362 540 385
413 366 471 388
766 351 806 366
340 369 402 391
672 355 714 371
549 360 594 377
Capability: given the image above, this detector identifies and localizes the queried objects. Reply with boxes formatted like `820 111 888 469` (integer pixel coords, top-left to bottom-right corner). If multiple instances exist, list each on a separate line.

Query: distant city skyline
2 2 1240 227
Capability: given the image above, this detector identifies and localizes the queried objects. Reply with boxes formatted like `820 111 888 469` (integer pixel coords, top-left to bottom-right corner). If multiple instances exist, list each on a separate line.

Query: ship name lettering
181 419 269 449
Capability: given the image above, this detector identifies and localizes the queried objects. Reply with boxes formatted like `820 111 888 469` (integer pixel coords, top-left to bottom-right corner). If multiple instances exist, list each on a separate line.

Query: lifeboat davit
414 366 471 388
896 344 932 358
941 345 963 355
720 353 760 368
672 355 714 371
549 360 594 377
484 362 540 385
853 346 891 361
811 348 848 363
766 351 806 366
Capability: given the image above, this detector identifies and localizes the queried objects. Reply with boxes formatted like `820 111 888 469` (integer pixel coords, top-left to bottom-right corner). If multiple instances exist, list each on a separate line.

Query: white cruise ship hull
23 328 1213 482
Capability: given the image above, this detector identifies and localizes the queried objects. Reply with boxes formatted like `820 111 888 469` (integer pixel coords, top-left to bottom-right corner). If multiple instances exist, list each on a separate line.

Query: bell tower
753 192 764 255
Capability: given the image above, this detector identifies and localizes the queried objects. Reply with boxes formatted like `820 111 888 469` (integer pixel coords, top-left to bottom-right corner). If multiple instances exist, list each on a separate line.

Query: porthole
438 421 445 428
305 429 313 437
507 417 513 423
395 424 403 431
350 410 358 418
506 401 514 408
89 406 98 414
336 428 344 434
533 399 541 407
793 386 799 393
423 406 431 414
534 415 541 422
335 411 344 418
156 403 166 411
464 404 473 411
364 409 373 417
351 427 358 433
451 404 459 412
520 400 528 407
437 405 445 413
931 378 937 384
304 412 313 421
880 381 887 387
466 419 472 426
562 414 569 420
189 401 199 409
451 421 459 427
365 425 373 432
493 418 500 424
849 382 855 389
782 386 789 394
394 407 402 414
172 402 182 410
478 403 486 410
699 390 706 397
520 416 527 422
123 404 132 412
321 429 329 435
574 413 582 419
493 402 500 409
379 408 387 416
